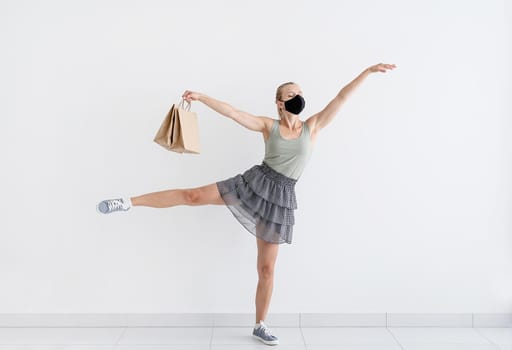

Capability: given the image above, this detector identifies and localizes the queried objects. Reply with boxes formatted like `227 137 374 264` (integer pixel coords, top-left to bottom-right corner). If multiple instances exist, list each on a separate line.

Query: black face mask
282 94 305 115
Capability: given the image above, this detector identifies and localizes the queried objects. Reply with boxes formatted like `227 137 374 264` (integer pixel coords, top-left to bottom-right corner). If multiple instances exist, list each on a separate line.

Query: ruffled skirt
216 161 298 244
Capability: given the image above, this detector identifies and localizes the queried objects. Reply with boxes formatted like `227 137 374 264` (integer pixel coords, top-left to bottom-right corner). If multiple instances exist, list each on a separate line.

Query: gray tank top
263 119 313 180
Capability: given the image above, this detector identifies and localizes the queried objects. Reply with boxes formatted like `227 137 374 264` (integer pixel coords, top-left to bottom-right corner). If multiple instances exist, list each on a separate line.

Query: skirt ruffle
216 161 298 244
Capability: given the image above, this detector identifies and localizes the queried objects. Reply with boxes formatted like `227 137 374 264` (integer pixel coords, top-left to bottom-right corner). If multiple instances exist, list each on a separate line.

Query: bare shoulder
256 116 275 132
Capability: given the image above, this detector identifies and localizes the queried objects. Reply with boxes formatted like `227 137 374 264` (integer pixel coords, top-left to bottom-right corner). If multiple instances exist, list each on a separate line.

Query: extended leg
131 182 225 208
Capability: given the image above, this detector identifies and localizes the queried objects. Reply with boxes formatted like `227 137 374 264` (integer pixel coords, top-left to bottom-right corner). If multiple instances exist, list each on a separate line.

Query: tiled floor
0 326 510 349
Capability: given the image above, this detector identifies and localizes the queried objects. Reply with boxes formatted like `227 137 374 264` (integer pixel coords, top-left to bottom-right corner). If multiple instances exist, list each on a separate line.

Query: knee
184 189 201 205
258 265 274 280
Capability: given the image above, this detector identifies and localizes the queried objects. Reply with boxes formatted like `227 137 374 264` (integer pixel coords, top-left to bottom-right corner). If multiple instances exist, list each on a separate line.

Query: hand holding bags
153 99 201 154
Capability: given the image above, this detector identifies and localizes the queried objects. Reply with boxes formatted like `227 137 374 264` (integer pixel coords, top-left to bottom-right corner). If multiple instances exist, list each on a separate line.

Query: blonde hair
275 81 295 119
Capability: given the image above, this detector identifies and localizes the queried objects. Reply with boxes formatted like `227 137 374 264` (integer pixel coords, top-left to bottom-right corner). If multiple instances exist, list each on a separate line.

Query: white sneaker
96 198 131 214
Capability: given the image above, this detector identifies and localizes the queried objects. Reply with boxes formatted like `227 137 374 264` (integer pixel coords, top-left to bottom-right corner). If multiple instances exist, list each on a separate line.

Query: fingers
182 90 193 102
376 63 397 72
382 63 397 69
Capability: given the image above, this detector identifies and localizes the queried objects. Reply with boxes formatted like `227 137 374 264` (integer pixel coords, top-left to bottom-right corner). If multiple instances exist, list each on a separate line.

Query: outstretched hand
367 63 397 73
182 90 202 103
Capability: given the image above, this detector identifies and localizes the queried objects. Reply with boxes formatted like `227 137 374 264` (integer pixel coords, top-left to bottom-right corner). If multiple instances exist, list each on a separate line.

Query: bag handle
178 98 192 111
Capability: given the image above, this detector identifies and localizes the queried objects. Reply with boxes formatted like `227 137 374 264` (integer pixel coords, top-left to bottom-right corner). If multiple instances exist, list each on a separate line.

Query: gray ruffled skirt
216 161 298 244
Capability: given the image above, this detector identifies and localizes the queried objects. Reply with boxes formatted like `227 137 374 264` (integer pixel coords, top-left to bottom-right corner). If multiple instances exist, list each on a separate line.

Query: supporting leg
255 236 279 323
255 274 274 323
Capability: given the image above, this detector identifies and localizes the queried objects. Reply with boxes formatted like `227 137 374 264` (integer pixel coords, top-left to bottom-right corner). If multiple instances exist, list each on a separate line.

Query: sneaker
96 198 131 214
252 320 279 345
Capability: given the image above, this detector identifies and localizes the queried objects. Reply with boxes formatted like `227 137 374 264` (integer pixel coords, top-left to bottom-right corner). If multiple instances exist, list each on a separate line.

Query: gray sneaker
96 198 131 214
252 321 279 345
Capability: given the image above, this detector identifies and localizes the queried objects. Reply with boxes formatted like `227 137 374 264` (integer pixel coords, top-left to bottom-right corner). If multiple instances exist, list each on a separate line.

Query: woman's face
278 84 303 112
280 84 303 102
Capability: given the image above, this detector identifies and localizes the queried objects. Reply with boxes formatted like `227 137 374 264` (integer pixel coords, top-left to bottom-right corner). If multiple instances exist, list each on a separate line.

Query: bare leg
131 189 187 208
255 236 279 323
130 182 225 208
255 275 274 323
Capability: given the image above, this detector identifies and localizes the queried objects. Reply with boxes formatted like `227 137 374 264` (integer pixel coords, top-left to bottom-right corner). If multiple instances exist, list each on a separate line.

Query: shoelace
107 199 124 211
260 324 273 337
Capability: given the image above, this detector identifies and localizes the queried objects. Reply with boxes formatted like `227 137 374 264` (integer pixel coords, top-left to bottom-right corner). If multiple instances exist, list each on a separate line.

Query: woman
96 63 396 345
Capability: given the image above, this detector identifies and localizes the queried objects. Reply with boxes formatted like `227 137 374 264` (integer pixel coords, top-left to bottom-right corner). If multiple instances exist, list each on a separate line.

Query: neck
280 113 301 129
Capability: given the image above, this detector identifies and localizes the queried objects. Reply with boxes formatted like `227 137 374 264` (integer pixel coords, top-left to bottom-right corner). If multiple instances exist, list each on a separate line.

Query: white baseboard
0 313 510 327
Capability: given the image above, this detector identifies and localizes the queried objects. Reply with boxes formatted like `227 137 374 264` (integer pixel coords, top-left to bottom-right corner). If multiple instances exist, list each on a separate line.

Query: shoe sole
252 334 279 345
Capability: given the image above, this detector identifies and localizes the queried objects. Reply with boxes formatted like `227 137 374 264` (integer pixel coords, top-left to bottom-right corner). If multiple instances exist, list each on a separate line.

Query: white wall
1 0 510 313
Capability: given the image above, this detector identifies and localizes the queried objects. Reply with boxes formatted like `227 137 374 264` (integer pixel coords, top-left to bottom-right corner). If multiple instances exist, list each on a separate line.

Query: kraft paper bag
153 99 201 154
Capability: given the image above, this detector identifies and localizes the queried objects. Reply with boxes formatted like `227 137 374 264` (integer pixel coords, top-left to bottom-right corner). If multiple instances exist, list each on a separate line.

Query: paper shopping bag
153 99 201 154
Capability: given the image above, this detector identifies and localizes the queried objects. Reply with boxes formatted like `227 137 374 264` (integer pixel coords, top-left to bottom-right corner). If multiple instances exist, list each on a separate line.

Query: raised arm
182 90 266 132
306 63 396 133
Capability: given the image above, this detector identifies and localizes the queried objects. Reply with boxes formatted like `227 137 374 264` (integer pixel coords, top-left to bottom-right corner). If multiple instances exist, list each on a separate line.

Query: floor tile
307 345 404 350
301 327 400 345
401 345 499 350
115 345 209 350
0 326 505 350
117 327 212 345
0 328 124 345
0 346 114 350
475 327 512 348
211 345 306 350
388 327 498 348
